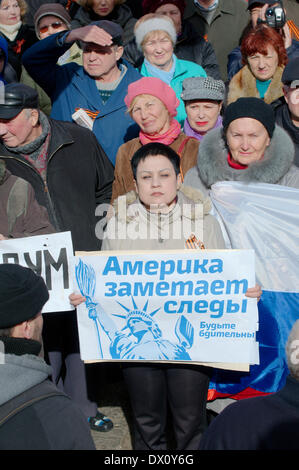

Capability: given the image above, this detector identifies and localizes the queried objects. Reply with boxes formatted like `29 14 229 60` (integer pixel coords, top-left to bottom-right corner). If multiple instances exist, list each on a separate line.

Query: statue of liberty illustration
75 259 194 361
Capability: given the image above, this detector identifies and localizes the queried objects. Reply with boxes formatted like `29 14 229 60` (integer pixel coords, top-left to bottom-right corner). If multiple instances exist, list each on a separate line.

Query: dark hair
131 142 181 179
241 25 287 66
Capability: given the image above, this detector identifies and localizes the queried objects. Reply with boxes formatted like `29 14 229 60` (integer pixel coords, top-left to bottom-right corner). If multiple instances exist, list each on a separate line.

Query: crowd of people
0 0 298 451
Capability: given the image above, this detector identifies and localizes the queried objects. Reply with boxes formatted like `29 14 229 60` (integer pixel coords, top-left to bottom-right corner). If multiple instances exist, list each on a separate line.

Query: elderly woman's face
143 31 174 71
0 0 20 25
131 94 170 135
247 44 279 81
92 0 114 16
155 3 182 34
134 154 181 211
185 99 222 135
227 117 270 165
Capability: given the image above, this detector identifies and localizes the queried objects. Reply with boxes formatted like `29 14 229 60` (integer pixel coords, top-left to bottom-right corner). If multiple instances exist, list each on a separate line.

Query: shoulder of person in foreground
26 388 96 450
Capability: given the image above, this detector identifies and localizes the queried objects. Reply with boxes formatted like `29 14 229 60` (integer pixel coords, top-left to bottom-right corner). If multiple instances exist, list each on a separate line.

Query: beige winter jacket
102 186 225 252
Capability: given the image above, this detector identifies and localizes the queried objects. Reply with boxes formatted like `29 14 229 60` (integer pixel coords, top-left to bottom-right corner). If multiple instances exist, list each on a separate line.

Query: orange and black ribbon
74 108 100 120
288 20 299 41
185 234 205 250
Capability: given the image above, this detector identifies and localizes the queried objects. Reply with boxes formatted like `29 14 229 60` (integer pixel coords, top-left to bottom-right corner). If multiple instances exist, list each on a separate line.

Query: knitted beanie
223 97 275 137
124 77 180 117
0 264 49 328
34 3 71 38
134 15 177 50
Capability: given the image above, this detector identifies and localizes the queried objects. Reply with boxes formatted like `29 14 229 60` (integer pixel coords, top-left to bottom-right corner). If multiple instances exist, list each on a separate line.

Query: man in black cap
0 82 114 432
0 263 96 450
275 57 299 167
22 20 142 166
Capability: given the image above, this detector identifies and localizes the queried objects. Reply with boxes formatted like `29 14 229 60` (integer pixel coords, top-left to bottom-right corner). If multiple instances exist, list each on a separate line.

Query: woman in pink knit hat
111 76 199 202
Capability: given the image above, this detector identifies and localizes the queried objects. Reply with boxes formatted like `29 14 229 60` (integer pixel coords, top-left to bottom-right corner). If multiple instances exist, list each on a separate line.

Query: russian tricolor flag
208 181 299 401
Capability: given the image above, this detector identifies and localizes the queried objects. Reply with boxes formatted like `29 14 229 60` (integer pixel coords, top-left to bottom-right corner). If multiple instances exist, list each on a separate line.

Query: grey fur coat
184 125 299 196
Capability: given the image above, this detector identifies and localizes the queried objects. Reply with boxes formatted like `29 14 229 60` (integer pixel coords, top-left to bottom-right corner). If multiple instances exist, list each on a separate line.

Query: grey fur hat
181 76 225 102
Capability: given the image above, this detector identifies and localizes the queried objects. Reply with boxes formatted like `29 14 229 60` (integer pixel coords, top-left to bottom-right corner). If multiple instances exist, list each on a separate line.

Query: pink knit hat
124 77 180 117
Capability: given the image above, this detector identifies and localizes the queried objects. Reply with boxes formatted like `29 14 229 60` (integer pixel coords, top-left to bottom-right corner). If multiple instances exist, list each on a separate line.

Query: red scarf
227 152 248 170
139 119 181 145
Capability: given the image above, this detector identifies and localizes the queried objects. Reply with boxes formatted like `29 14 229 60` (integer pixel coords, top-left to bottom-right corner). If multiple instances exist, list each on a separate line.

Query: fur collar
227 65 284 105
112 186 212 223
197 125 295 188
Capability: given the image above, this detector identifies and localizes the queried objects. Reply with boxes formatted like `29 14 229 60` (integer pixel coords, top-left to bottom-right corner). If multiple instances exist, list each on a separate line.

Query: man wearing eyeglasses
22 19 142 166
34 3 83 65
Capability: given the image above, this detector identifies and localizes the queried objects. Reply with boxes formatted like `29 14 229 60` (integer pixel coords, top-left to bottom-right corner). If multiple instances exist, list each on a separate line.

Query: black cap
282 57 299 86
247 0 277 9
0 264 49 329
0 83 39 119
91 20 123 45
223 97 275 138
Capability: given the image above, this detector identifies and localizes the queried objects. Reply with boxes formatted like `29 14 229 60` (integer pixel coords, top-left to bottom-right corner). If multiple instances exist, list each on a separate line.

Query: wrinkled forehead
143 30 173 43
0 0 20 8
227 117 268 133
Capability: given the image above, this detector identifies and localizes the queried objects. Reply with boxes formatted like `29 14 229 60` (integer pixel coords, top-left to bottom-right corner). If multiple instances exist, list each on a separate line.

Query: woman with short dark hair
71 141 262 450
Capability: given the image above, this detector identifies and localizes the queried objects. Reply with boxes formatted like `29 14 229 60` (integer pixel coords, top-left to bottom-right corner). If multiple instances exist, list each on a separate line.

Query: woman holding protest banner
70 142 262 450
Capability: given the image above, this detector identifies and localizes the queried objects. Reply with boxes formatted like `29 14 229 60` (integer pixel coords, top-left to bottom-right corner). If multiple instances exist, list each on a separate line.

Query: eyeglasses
39 21 65 34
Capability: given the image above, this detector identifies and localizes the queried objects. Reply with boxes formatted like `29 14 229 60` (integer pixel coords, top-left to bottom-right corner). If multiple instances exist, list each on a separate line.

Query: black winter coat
275 101 299 168
1 118 114 251
0 379 96 450
71 3 137 46
0 24 37 79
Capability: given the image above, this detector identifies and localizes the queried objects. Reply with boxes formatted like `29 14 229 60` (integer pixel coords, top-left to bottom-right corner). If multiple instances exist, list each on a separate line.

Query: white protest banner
74 249 259 368
0 231 75 313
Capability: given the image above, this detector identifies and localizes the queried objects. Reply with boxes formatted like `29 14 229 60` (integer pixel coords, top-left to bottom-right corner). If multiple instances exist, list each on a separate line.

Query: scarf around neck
184 115 222 141
0 21 22 41
227 152 248 170
139 118 181 145
144 55 176 86
5 112 50 179
194 0 219 11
